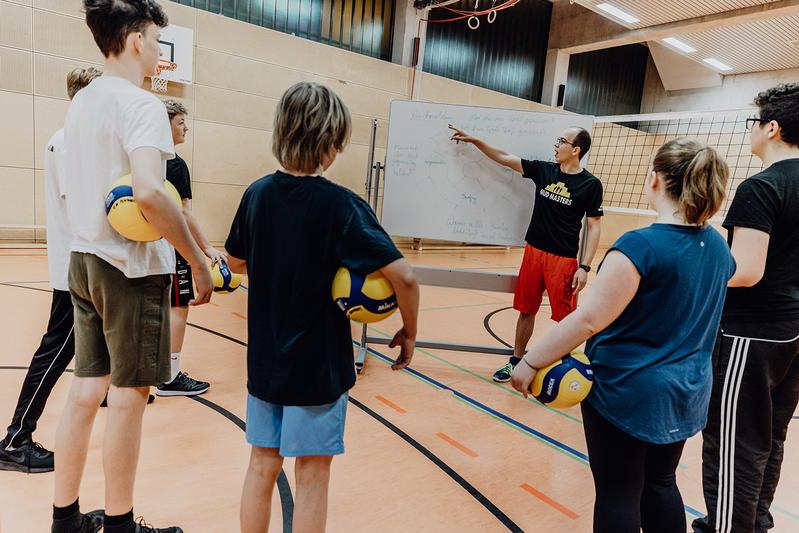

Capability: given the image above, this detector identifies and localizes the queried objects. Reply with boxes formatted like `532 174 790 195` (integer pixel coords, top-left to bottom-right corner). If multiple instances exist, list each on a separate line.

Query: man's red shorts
513 244 578 322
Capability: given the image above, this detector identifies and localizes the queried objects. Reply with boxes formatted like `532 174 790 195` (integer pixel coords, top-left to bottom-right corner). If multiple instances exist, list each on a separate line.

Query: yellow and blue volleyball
530 350 594 409
212 260 242 293
105 174 182 242
332 267 397 323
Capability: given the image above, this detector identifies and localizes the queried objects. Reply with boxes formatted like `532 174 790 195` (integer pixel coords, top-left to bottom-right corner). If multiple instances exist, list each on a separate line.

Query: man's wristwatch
579 264 591 273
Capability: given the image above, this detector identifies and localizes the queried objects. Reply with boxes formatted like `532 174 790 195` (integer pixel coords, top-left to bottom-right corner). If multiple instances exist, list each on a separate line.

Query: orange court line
374 395 407 414
436 432 479 458
232 312 247 320
520 483 579 520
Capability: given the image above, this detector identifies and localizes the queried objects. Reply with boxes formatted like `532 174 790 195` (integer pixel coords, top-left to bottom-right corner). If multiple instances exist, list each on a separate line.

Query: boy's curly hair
754 83 799 146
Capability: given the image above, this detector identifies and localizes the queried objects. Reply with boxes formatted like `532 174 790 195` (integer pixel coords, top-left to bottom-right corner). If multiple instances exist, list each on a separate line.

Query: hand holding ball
529 350 594 409
212 260 242 293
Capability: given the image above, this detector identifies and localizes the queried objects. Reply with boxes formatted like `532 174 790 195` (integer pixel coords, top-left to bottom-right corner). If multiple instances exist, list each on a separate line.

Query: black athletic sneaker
134 516 183 533
156 372 210 397
0 440 54 473
100 394 155 407
492 362 516 383
51 509 104 533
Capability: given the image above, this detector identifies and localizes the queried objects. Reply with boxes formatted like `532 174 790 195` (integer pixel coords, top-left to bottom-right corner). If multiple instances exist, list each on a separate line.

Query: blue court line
356 340 707 519
355 340 588 463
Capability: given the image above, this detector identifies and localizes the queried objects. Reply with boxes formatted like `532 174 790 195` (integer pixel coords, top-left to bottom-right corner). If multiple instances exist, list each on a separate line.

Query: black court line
8 281 528 530
186 322 247 347
0 281 53 294
0 365 294 532
347 396 523 532
1 283 294 529
190 395 294 532
483 306 514 349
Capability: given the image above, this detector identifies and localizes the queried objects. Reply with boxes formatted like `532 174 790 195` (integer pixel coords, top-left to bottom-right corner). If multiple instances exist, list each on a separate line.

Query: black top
225 171 403 405
166 154 192 200
723 158 799 322
521 160 604 258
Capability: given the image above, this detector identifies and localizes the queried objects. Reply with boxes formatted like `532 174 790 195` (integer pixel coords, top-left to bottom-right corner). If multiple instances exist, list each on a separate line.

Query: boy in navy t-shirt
225 82 419 532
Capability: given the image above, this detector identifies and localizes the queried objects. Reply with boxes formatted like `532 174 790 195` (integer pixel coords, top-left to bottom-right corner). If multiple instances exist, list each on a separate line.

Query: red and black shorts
513 244 578 322
171 252 195 308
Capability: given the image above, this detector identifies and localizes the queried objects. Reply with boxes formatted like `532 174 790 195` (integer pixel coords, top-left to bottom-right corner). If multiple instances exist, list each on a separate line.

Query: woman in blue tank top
511 138 736 533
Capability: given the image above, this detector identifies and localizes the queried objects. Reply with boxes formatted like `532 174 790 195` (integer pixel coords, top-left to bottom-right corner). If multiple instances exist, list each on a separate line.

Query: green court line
451 395 590 466
360 342 588 466
367 325 584 425
772 505 799 521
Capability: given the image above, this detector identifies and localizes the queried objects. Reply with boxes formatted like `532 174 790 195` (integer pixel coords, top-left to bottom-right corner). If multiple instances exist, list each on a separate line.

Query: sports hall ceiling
572 0 799 75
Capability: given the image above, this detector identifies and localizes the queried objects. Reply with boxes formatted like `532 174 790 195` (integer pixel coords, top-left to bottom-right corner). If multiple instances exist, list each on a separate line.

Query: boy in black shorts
157 100 226 397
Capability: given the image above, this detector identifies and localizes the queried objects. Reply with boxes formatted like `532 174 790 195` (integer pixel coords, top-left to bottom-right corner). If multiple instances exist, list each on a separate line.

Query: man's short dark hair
572 127 592 158
83 0 168 58
754 83 799 147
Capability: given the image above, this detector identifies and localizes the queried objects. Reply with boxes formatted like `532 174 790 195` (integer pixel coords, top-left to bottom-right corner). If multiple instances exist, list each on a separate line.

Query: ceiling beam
555 0 799 54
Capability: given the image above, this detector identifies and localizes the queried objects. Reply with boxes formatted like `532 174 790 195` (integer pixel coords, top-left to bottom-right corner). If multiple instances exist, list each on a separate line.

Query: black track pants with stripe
693 320 799 533
3 289 74 448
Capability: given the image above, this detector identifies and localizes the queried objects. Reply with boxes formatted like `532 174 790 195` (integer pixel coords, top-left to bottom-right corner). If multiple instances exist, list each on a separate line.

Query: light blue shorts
245 392 348 457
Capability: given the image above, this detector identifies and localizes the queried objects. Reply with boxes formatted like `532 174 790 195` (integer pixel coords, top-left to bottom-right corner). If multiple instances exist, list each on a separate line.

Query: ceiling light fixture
662 37 697 53
596 3 640 24
703 58 733 71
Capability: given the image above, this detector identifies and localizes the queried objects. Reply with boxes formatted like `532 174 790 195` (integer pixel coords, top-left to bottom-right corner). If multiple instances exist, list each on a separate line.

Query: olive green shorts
69 252 172 387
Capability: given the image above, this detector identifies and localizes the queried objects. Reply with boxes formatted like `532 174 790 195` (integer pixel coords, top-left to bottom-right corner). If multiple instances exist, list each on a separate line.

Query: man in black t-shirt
157 100 227 397
693 83 799 533
449 124 603 382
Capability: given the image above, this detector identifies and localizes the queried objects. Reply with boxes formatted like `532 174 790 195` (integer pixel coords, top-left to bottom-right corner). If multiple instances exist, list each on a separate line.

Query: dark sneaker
492 362 516 383
100 394 155 407
134 516 183 533
0 440 54 473
156 372 210 397
51 509 103 533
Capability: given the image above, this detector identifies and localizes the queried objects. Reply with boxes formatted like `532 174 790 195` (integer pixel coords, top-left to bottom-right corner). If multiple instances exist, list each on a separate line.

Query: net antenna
151 59 177 93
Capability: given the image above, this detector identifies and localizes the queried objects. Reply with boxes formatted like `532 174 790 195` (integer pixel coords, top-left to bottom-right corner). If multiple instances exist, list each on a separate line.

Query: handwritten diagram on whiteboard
381 101 593 247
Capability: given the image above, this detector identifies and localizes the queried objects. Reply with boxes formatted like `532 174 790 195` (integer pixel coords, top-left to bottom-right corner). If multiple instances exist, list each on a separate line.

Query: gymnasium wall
0 0 556 244
640 57 799 113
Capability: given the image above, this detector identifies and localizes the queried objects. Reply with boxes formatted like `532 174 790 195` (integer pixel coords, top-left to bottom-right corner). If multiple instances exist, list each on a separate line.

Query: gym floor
1 247 797 532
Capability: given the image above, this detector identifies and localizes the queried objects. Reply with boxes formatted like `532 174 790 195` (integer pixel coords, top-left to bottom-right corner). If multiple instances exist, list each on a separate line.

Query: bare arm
511 250 640 395
728 226 769 287
182 199 227 264
130 147 212 304
580 217 602 267
572 216 603 294
448 124 523 174
227 254 247 275
380 258 419 370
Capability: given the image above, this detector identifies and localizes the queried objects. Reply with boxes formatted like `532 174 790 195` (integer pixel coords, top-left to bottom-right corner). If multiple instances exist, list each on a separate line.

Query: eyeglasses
746 117 770 130
555 137 575 147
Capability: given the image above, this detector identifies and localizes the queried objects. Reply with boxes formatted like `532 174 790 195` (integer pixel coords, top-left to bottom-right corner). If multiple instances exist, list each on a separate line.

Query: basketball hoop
151 60 177 93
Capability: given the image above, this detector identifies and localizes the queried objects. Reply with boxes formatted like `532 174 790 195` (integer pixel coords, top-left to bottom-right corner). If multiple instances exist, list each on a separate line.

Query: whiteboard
381 100 594 246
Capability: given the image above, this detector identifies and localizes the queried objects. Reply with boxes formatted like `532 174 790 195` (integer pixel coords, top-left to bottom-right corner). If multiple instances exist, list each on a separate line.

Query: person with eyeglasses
448 124 603 383
693 82 799 533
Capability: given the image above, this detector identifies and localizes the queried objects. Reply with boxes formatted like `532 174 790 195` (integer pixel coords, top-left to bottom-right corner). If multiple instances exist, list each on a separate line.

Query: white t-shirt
64 76 176 278
44 129 71 291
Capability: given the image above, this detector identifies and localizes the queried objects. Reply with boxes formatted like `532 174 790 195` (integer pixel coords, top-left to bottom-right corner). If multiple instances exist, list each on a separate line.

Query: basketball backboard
156 24 193 85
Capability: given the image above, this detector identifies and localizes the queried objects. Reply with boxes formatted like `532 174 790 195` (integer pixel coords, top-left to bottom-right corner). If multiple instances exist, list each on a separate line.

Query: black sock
104 509 134 528
509 356 521 366
53 499 79 520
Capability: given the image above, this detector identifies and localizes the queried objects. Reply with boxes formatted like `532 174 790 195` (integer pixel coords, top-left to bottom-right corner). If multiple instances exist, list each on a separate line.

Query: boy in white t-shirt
52 2 212 532
0 67 101 477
